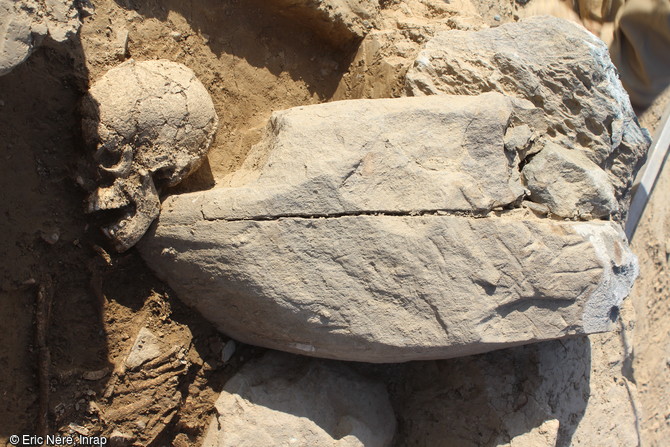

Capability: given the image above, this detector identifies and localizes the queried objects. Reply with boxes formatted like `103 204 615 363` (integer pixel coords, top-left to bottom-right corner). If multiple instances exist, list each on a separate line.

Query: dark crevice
203 208 505 223
518 146 541 172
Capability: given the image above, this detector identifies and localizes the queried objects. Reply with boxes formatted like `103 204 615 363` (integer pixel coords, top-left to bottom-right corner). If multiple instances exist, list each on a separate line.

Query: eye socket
94 145 124 168
94 144 134 181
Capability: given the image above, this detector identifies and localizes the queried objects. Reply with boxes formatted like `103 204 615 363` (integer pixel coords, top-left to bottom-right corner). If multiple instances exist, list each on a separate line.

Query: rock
125 327 161 370
221 340 236 363
82 368 111 381
405 15 650 220
333 0 482 100
504 419 560 447
81 59 218 252
139 94 638 363
523 141 619 219
204 93 536 216
201 351 396 447
0 0 80 76
389 330 641 446
40 228 60 245
264 0 380 48
108 429 134 447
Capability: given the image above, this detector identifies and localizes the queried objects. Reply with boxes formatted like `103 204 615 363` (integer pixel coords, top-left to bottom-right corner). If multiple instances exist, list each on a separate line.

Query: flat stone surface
202 351 396 447
125 327 161 370
197 93 536 219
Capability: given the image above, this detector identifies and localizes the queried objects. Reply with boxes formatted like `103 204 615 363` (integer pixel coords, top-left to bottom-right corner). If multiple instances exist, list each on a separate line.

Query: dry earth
629 86 670 446
0 0 668 446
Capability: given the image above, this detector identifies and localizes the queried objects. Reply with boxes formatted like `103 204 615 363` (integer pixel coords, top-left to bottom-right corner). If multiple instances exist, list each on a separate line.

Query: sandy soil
629 87 670 446
0 1 668 446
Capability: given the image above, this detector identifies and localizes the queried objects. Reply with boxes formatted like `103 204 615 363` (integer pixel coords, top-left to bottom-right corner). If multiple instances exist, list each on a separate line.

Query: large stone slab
193 93 538 218
202 351 396 447
405 16 650 220
139 94 638 363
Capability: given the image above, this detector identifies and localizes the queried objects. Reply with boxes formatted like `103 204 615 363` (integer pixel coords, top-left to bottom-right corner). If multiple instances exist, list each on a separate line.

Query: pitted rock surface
139 94 638 362
405 16 650 220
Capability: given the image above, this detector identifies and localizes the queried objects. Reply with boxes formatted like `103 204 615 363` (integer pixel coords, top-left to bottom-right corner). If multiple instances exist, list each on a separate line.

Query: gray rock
503 420 560 447
0 0 80 76
201 351 396 447
125 327 161 370
139 94 638 363
388 331 641 446
185 93 536 218
405 15 650 220
523 141 619 219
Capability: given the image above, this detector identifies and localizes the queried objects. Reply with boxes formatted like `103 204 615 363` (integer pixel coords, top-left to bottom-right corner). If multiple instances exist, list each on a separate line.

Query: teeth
86 179 130 213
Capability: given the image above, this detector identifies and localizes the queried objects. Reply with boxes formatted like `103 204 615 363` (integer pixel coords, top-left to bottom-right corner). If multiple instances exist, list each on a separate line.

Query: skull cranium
82 59 218 252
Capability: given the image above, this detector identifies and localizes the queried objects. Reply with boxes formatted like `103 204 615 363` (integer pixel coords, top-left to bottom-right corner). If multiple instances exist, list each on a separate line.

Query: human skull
82 59 218 252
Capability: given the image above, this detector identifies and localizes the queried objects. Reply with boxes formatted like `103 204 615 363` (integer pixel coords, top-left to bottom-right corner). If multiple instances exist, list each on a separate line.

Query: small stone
68 423 89 436
502 419 559 447
40 229 60 245
88 401 103 415
522 142 619 219
522 200 550 216
114 29 128 58
82 368 111 381
109 430 134 447
504 124 534 157
125 328 161 370
172 433 192 447
222 340 236 363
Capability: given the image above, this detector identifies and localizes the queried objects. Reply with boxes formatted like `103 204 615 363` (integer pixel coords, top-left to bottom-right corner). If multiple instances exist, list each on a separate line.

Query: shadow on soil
112 0 357 100
0 30 105 439
379 338 591 447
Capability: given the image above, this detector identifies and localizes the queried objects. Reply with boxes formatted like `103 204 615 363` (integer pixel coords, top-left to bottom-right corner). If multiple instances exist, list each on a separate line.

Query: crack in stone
203 208 521 222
